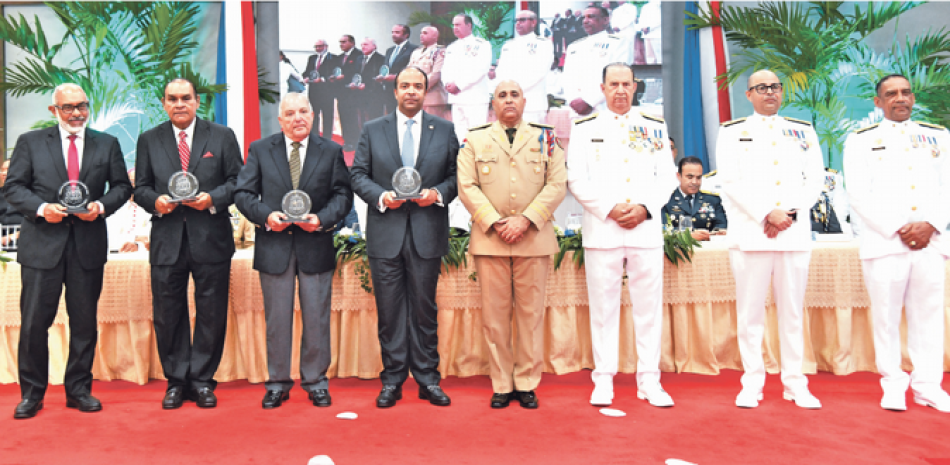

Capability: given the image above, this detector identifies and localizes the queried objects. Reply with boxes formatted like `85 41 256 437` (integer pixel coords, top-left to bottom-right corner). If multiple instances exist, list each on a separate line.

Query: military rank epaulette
607 34 621 40
825 167 838 174
700 189 719 196
784 116 812 126
641 112 664 124
855 123 879 134
720 117 746 127
529 122 554 129
575 113 598 125
468 123 491 131
917 121 947 131
703 170 717 178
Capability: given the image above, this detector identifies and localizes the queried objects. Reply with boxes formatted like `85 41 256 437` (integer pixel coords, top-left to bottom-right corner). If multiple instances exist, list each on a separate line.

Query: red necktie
67 134 79 183
316 54 323 70
178 131 190 171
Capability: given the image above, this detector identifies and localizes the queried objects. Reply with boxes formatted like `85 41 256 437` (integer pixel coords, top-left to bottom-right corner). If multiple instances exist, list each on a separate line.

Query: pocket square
202 152 214 158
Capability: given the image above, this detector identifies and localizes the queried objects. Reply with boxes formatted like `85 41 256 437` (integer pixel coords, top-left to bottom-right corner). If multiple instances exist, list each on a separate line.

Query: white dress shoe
913 389 950 413
735 389 763 408
783 389 822 409
590 383 613 406
637 384 674 407
880 390 907 411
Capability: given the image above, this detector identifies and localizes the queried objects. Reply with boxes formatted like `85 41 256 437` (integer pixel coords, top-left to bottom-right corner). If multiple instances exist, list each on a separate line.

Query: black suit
336 49 364 150
354 52 387 130
350 111 459 387
5 126 132 400
382 41 418 112
302 52 339 139
134 118 244 392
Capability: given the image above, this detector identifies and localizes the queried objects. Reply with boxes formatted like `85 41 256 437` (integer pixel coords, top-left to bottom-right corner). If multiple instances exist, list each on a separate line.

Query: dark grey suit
5 126 132 400
134 118 244 392
350 111 459 387
235 132 352 392
382 41 418 113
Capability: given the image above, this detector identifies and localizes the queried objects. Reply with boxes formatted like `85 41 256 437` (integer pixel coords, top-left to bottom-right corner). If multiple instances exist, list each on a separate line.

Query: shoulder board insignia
699 190 720 196
855 123 879 134
607 34 621 40
825 167 838 174
703 170 717 178
574 113 598 125
572 36 591 46
468 123 491 131
720 117 746 127
784 116 812 126
641 112 664 123
528 122 554 129
917 121 947 131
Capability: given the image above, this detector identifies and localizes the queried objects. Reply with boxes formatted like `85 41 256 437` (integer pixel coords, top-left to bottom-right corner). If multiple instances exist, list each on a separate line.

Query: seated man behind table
661 156 727 240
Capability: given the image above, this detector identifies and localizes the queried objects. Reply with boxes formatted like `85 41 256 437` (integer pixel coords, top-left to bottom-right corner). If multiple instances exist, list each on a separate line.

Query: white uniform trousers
729 250 811 392
451 104 488 142
862 251 946 396
585 246 664 388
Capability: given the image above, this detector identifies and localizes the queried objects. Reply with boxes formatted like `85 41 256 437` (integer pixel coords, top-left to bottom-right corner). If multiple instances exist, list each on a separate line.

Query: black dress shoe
162 386 185 409
262 390 289 409
189 387 217 408
419 385 451 406
309 389 332 407
516 390 539 409
13 399 43 419
376 385 402 408
66 393 102 412
490 392 512 409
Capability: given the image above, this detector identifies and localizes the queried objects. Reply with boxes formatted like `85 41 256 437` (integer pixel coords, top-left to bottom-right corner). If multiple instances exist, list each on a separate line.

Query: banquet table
1 240 948 385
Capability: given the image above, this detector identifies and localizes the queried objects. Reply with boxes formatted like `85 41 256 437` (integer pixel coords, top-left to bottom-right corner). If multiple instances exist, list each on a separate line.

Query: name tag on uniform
591 138 603 143
739 138 752 142
530 148 540 152
871 146 885 151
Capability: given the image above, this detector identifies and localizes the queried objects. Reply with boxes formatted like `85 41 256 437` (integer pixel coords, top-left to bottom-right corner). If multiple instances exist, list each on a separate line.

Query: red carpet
1 370 949 465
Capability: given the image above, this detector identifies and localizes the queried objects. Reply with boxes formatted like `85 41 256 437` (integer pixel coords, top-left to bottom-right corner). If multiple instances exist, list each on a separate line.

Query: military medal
534 166 542 174
482 165 491 175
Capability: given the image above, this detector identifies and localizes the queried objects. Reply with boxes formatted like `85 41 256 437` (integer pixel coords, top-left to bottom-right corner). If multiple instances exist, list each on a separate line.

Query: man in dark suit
378 24 418 114
661 156 727 241
235 92 352 409
329 35 363 151
302 39 338 139
350 67 459 408
353 38 387 131
134 78 244 409
6 83 132 419
0 159 25 251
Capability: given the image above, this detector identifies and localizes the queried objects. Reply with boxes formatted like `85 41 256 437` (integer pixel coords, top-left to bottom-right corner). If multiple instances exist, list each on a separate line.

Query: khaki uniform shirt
458 120 567 256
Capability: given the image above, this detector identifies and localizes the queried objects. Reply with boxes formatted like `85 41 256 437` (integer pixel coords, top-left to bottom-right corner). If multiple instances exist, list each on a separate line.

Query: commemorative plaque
308 70 320 81
281 190 312 223
378 65 390 78
58 181 90 214
332 67 342 78
349 74 362 87
168 171 199 203
392 167 422 200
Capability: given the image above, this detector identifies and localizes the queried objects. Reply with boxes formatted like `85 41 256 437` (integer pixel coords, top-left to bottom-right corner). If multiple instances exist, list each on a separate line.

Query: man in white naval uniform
567 63 677 408
843 74 950 412
717 70 825 409
494 10 553 124
562 6 623 118
443 13 492 142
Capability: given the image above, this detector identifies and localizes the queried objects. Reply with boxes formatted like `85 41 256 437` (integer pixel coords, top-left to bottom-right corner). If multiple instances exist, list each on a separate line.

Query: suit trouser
585 246 664 388
862 250 946 395
18 232 102 400
259 251 333 392
151 230 231 391
369 227 442 387
309 92 335 140
338 93 359 148
474 255 549 393
729 249 810 392
450 104 488 142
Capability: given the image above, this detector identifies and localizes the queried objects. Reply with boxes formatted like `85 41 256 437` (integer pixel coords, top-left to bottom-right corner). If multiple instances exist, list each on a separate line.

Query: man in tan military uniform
458 80 567 409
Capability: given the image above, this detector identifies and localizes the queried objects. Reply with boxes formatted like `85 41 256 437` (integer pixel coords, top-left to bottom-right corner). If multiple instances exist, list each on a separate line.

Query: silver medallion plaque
58 181 90 214
281 189 312 223
168 171 199 203
392 167 422 200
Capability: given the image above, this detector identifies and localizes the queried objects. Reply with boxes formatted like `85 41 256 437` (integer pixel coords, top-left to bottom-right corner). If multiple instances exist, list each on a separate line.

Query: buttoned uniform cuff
522 202 551 228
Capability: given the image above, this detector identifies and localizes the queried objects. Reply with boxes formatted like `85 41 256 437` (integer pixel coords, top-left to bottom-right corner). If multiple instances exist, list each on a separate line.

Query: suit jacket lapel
160 121 185 172
268 135 294 190
385 113 402 167
188 118 210 172
44 127 69 182
78 128 97 182
298 133 322 187
414 112 435 169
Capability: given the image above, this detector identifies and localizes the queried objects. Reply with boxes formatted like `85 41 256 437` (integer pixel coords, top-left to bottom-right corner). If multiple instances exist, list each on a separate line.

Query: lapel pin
429 125 434 130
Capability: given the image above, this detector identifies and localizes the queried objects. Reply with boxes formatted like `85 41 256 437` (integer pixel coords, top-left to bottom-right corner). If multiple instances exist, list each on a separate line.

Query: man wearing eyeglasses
5 84 132 418
844 74 950 413
493 10 554 124
716 70 825 409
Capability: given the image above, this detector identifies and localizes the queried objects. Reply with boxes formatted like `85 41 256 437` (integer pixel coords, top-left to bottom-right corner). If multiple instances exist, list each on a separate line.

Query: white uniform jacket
442 35 492 105
495 33 553 114
561 31 624 113
717 113 825 251
567 109 677 249
843 118 950 259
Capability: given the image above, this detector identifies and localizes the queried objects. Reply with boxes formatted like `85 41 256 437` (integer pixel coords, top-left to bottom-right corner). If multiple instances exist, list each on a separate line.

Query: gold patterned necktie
290 142 301 189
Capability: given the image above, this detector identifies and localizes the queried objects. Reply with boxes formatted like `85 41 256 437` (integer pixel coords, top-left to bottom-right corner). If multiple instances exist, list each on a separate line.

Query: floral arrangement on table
0 251 9 271
663 219 702 266
553 225 584 270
